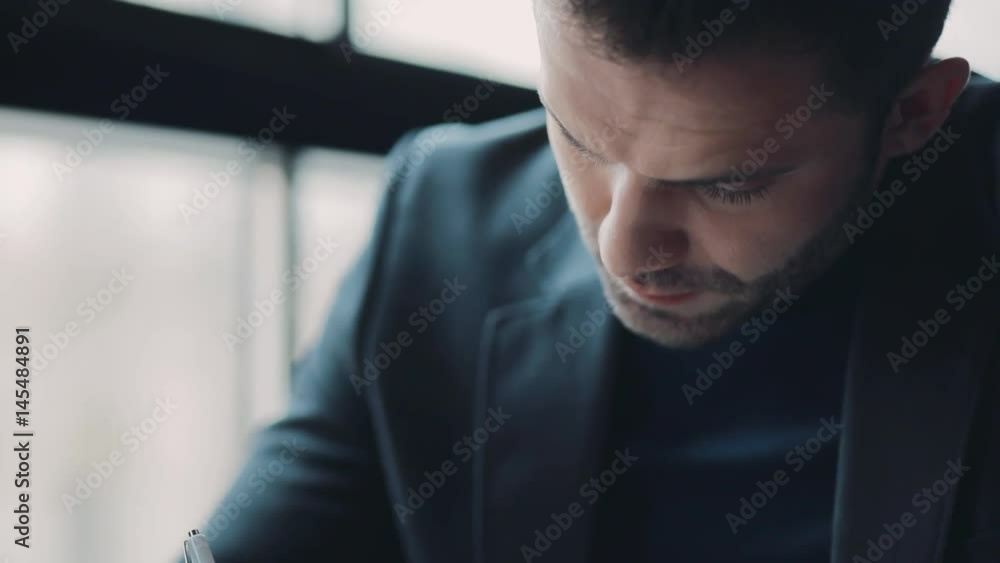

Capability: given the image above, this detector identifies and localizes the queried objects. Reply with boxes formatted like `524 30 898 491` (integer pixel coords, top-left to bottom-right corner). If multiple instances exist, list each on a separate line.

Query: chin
603 285 755 349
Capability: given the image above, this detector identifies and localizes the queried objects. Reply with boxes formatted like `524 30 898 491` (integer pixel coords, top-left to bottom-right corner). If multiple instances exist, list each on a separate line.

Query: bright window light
117 0 344 42
348 0 998 87
935 0 1000 78
349 0 540 87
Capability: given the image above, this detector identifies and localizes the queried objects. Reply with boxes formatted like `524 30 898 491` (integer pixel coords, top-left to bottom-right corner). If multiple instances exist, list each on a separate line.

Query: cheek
694 168 855 279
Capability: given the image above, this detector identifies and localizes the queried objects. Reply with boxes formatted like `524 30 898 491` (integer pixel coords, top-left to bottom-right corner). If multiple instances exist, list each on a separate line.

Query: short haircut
541 0 953 114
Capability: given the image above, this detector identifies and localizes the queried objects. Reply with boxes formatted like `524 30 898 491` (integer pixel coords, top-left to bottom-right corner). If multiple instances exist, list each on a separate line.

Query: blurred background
0 1 997 562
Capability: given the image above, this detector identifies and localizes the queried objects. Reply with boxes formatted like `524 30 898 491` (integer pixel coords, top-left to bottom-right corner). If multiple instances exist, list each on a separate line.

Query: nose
598 173 689 282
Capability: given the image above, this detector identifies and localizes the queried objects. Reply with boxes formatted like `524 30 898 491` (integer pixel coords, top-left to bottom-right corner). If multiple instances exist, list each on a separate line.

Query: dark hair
542 0 952 114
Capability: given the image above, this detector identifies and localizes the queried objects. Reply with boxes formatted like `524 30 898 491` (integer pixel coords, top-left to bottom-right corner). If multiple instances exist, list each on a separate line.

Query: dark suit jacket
196 77 1000 563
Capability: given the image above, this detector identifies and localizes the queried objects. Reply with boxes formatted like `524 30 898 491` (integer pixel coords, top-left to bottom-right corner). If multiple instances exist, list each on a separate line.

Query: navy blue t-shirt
592 251 863 562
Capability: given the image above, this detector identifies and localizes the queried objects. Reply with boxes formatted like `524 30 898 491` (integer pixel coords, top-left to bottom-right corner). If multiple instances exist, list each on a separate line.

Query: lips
624 280 700 306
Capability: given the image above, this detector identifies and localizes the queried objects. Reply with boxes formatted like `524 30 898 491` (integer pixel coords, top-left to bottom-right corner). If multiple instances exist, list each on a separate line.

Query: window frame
0 0 538 154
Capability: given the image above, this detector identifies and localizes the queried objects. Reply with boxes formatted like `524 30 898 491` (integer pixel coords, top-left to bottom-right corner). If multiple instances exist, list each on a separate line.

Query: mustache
628 266 747 295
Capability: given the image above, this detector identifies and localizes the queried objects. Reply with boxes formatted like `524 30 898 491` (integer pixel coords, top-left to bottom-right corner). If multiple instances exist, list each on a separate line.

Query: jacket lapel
831 133 1000 562
831 257 996 563
473 214 621 563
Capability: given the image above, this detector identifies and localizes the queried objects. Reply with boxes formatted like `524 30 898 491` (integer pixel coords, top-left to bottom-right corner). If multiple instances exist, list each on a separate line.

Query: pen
183 529 217 563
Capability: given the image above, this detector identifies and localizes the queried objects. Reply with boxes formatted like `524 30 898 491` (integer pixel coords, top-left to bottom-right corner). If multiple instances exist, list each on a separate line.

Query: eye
553 122 610 166
566 137 608 165
696 182 771 206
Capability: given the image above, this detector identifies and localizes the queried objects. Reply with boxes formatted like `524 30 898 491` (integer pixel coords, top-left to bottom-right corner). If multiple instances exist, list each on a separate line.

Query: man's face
534 6 888 348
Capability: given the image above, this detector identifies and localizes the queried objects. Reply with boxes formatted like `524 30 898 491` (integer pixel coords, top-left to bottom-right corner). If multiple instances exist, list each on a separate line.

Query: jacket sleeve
176 131 421 563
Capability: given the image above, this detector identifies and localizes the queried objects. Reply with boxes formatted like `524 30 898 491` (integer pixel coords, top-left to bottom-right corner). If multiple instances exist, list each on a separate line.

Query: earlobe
882 57 971 158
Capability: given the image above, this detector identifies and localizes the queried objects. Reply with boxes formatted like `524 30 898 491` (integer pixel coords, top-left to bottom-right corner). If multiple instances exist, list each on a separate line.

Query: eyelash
568 139 609 165
696 183 772 206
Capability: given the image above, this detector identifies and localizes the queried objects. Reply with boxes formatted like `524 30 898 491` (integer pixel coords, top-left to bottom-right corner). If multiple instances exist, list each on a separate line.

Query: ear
881 57 971 158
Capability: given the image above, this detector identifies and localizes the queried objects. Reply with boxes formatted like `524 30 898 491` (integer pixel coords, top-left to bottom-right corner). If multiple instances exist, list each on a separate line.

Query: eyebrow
537 92 795 188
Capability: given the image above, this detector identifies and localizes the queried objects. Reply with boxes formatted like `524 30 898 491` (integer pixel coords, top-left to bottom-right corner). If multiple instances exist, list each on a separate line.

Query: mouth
623 280 701 307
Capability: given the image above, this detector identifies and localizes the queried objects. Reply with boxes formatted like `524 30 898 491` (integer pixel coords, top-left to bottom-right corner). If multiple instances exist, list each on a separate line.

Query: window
0 106 384 563
936 0 1000 78
291 148 385 360
349 0 540 86
347 0 1000 86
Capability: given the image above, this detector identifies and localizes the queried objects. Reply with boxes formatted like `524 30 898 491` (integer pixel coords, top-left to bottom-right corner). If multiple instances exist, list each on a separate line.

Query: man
196 1 1000 561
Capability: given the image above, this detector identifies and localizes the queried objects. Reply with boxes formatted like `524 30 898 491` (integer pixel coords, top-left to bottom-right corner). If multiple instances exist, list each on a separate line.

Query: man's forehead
540 45 841 153
537 56 855 180
536 4 836 126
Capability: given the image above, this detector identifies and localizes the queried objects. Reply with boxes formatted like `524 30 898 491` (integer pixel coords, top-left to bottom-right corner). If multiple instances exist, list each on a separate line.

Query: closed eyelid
555 120 588 150
555 122 609 163
541 102 607 157
652 167 797 192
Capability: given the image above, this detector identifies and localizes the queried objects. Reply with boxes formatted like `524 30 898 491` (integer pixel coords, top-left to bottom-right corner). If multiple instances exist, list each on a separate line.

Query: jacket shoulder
378 108 567 294
952 75 1000 214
